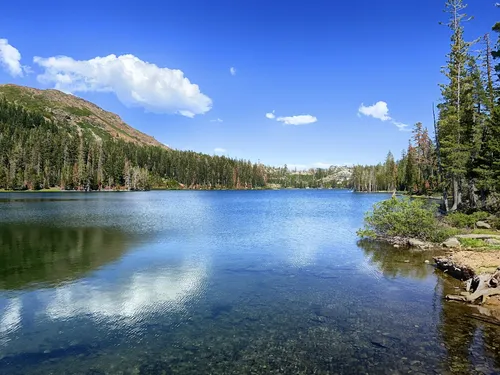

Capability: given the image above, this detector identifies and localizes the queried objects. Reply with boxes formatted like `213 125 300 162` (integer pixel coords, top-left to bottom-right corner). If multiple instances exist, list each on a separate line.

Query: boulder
476 221 492 229
442 237 461 248
485 238 500 246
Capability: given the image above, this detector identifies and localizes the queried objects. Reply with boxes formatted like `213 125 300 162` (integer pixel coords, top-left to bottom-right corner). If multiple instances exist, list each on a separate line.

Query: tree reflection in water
0 224 132 290
358 239 500 374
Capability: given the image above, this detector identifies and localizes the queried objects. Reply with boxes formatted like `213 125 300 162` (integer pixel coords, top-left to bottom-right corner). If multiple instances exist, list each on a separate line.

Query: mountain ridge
0 84 168 149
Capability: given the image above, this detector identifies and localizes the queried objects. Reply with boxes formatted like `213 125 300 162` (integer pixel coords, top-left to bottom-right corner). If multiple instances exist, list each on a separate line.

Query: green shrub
489 217 500 230
431 227 460 243
357 197 449 242
445 211 489 229
458 238 487 248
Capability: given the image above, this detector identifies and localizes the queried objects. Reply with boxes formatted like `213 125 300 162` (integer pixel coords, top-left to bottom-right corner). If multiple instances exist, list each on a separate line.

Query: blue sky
0 0 498 168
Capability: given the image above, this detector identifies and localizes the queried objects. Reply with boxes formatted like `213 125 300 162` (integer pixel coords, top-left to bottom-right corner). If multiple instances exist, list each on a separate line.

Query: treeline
352 123 437 194
353 0 500 213
0 99 269 191
0 98 347 191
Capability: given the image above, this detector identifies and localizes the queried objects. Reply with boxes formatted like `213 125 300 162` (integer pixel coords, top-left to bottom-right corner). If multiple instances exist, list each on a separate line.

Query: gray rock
485 238 500 246
457 233 500 239
408 238 426 248
442 237 461 248
476 221 491 229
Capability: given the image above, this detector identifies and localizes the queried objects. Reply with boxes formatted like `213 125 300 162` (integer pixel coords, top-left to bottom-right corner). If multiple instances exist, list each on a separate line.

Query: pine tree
437 0 473 211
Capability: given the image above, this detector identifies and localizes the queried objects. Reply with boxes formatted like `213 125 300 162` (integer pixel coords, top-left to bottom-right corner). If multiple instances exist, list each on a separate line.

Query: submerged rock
434 257 475 281
408 238 428 248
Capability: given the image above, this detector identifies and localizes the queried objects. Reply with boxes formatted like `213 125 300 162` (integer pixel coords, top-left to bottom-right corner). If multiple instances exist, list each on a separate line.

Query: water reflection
358 239 439 280
438 278 500 374
45 259 207 322
0 298 21 344
0 224 132 290
360 239 500 374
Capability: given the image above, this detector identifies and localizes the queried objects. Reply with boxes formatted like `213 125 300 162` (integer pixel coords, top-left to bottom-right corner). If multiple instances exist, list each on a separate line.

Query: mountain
0 84 167 149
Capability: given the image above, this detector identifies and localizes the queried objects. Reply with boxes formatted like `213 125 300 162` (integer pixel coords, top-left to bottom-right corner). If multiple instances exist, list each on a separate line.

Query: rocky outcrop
476 221 492 229
434 257 475 281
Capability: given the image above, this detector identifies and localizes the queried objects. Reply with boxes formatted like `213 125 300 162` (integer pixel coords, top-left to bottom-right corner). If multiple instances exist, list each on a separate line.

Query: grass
471 228 500 235
65 106 93 116
0 187 63 193
458 237 500 251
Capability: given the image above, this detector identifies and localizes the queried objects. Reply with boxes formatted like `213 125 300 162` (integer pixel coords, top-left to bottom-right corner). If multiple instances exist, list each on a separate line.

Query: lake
0 190 499 374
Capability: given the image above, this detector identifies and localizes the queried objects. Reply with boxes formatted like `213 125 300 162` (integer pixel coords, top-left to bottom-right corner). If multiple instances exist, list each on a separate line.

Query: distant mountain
0 84 167 149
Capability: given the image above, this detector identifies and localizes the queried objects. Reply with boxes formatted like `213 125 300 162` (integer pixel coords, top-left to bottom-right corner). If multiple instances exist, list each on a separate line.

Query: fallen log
446 269 500 304
445 294 468 302
466 313 500 327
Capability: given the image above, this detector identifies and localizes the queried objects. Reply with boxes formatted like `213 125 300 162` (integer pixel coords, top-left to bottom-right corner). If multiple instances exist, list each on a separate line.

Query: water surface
0 190 499 374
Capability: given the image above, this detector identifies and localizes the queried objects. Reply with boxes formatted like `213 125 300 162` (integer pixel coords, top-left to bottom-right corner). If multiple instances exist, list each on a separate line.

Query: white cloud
210 118 223 123
312 162 332 169
230 67 236 76
276 114 317 126
214 147 227 153
358 101 409 131
265 110 276 119
287 164 308 170
358 101 391 121
0 39 25 77
33 54 212 117
392 121 410 131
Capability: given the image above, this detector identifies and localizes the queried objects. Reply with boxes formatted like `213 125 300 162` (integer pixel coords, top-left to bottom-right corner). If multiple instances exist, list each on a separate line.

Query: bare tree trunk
468 179 478 209
451 177 459 211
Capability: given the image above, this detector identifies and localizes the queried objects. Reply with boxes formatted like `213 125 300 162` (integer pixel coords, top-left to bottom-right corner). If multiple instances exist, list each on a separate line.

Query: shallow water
0 190 499 374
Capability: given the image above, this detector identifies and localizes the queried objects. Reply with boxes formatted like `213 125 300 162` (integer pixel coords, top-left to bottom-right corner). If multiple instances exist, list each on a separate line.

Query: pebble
424 260 430 264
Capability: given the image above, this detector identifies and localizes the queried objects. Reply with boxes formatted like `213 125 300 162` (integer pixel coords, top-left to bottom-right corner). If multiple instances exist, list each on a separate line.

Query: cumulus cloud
210 118 223 123
358 101 391 121
230 67 236 76
33 54 212 117
358 101 409 131
0 39 25 77
214 147 227 153
265 110 276 119
276 114 317 126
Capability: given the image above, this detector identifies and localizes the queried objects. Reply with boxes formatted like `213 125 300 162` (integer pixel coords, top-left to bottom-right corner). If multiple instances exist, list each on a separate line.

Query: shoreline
374 234 500 319
0 187 351 193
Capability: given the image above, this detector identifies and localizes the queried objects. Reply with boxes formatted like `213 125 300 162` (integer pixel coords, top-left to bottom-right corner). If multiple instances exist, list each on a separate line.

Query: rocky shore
383 231 500 318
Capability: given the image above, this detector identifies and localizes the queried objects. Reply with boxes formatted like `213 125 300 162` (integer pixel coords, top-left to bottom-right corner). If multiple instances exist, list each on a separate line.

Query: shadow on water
0 224 133 290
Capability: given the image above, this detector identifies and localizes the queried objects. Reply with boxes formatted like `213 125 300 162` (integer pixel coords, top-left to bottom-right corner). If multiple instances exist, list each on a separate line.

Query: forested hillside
0 84 166 148
0 94 351 191
0 98 269 190
352 0 500 213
